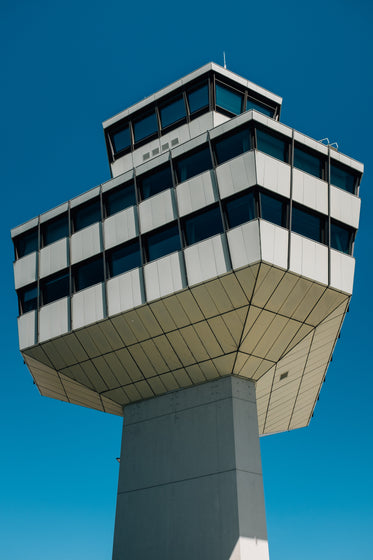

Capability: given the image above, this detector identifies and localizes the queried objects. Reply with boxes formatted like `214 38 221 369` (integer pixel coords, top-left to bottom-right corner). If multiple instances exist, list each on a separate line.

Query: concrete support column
112 376 269 560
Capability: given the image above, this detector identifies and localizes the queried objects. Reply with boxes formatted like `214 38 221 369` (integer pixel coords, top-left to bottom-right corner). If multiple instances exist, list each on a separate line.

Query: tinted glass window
112 126 131 154
19 285 38 314
294 147 323 179
42 272 70 305
175 146 212 183
160 96 186 128
260 192 287 227
216 84 242 115
225 191 256 229
133 112 158 143
42 214 69 246
214 127 251 165
331 221 353 254
246 98 274 117
187 83 209 114
292 206 324 243
72 199 101 232
256 129 288 162
330 163 356 194
139 166 173 200
104 183 136 216
16 229 38 258
74 257 104 291
107 241 141 277
183 205 223 246
144 223 181 262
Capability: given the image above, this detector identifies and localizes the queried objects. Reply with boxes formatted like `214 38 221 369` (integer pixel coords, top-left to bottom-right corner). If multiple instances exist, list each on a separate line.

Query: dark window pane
256 129 288 162
104 183 136 216
260 193 286 227
19 285 38 314
187 83 209 114
330 164 356 194
214 127 251 165
184 206 223 246
42 272 69 305
160 96 186 128
246 98 274 117
107 241 141 277
133 112 158 142
139 166 173 200
72 199 101 232
175 146 212 183
225 191 256 229
112 126 131 153
292 206 323 243
294 147 323 179
145 223 181 262
42 214 69 246
331 222 353 254
16 229 38 258
216 84 242 115
74 257 104 291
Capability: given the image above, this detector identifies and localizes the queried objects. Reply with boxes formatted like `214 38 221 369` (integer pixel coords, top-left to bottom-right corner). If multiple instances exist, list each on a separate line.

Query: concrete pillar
112 376 269 560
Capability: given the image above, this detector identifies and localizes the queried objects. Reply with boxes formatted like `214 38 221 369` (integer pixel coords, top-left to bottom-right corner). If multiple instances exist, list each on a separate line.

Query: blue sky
1 0 372 558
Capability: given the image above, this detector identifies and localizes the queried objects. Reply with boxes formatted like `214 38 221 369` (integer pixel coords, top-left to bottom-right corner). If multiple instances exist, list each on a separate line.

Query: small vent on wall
279 372 288 381
171 138 179 147
152 148 159 156
143 152 150 161
162 143 169 151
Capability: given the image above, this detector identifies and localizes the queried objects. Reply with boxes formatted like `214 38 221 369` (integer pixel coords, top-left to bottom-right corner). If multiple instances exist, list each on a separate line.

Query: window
144 223 181 262
133 112 158 143
175 146 212 183
224 191 256 229
256 129 289 163
294 146 323 179
331 221 354 254
246 98 274 118
216 83 242 115
292 206 325 243
104 183 136 216
112 126 131 154
15 229 38 258
330 163 357 194
138 165 173 200
41 272 70 305
18 285 38 314
42 214 69 246
160 96 186 129
73 257 104 292
214 127 251 165
260 192 287 228
107 240 141 277
183 205 223 246
187 82 209 114
72 199 101 232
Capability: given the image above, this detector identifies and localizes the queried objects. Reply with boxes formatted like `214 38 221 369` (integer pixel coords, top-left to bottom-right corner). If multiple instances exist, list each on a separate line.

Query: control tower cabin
12 63 363 560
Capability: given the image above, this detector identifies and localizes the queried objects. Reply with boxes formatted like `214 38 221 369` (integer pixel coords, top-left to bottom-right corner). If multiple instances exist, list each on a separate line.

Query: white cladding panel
176 170 218 217
184 234 230 286
111 152 133 178
107 269 144 316
255 152 291 198
70 222 102 265
18 311 37 350
330 250 355 294
72 283 105 329
39 298 69 342
216 151 256 199
188 112 214 137
292 169 328 215
144 252 186 301
289 233 328 285
227 221 261 269
104 206 138 250
260 221 288 269
14 252 37 289
330 186 360 229
139 189 177 234
39 238 69 279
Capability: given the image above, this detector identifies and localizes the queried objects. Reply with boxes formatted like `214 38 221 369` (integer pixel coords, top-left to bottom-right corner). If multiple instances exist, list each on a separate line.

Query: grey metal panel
17 311 37 350
104 206 138 250
292 169 328 215
255 151 291 199
176 170 218 217
107 268 145 316
39 297 70 342
70 222 102 265
11 216 38 239
216 151 256 199
70 186 100 209
72 283 105 329
227 221 261 270
260 221 288 269
101 169 134 193
329 250 355 294
39 202 69 224
39 237 69 278
289 233 328 285
144 251 186 301
184 234 230 286
139 189 176 234
14 252 37 289
330 186 361 228
171 132 209 159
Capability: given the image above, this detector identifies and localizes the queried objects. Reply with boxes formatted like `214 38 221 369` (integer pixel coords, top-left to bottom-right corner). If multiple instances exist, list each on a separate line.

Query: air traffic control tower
12 64 363 559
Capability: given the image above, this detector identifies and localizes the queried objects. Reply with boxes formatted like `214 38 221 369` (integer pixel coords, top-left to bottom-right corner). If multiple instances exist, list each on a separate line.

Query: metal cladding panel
259 221 288 269
144 251 186 301
330 186 361 229
104 206 138 250
289 234 328 285
292 169 328 215
39 237 69 279
107 268 144 316
176 170 218 217
329 250 355 294
39 297 69 342
14 252 37 289
18 311 37 350
227 221 261 269
139 189 177 234
184 235 230 286
216 151 256 199
72 283 105 330
70 222 102 265
255 151 291 198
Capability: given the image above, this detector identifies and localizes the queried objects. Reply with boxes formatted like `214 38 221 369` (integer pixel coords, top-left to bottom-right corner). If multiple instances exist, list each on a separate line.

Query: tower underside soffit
22 262 349 435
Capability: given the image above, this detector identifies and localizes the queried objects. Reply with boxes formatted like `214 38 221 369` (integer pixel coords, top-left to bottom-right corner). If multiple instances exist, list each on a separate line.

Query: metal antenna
223 52 227 69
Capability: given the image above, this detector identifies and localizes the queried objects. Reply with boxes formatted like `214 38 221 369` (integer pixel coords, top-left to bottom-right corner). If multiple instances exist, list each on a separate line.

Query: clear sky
1 1 372 558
